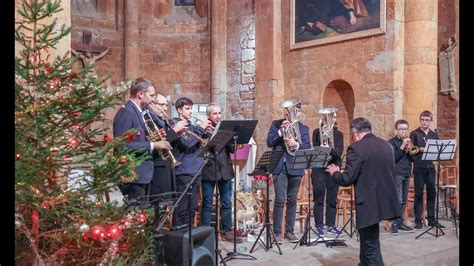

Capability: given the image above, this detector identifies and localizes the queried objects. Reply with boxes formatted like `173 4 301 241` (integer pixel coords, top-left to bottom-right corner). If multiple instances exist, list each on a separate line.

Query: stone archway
322 80 355 148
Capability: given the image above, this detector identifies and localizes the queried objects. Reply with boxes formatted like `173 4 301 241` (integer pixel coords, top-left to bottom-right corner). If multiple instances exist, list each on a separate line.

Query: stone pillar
124 0 140 79
210 0 227 111
254 0 284 156
404 0 438 128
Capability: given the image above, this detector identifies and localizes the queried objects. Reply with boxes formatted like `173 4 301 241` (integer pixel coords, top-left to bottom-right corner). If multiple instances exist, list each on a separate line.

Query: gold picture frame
290 0 386 50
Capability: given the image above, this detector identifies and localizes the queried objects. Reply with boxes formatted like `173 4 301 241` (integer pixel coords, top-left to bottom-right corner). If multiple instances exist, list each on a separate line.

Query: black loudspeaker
163 226 215 266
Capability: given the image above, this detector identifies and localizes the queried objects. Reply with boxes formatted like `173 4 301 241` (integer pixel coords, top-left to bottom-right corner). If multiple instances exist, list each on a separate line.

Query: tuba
280 99 302 156
318 107 338 149
143 111 181 168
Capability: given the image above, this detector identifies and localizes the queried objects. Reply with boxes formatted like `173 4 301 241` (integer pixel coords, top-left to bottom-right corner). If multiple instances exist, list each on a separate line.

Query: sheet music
421 139 457 161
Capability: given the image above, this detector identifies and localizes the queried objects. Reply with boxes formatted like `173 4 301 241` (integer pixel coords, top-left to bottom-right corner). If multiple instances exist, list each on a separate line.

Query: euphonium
280 99 302 156
318 107 338 149
143 111 181 168
401 133 420 155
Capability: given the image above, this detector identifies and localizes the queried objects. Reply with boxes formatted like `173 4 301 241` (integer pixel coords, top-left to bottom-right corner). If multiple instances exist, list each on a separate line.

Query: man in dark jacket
113 78 172 203
410 110 442 229
327 117 400 265
200 103 242 243
312 118 344 237
388 119 415 234
266 101 311 243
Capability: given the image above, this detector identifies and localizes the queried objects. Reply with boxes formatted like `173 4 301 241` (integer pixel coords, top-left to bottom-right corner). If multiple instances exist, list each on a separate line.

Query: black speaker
163 226 215 266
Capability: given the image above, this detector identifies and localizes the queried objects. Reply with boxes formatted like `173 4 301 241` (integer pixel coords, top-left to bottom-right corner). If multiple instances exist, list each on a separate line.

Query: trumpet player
200 103 243 243
409 110 442 230
172 97 210 227
113 78 172 204
266 100 311 243
388 120 415 234
147 94 188 201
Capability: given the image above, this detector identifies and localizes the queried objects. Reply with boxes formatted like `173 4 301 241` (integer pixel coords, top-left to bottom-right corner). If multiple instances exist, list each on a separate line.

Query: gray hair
351 117 372 133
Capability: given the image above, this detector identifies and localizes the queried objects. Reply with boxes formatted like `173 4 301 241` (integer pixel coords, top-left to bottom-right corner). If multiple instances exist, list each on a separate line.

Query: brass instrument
318 107 338 149
143 111 181 168
401 133 420 155
162 113 209 147
280 99 302 156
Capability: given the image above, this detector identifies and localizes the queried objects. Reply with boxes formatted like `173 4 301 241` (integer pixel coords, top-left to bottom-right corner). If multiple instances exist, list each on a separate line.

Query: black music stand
416 139 456 239
202 129 236 265
249 150 285 254
218 120 258 263
336 186 358 242
289 147 335 248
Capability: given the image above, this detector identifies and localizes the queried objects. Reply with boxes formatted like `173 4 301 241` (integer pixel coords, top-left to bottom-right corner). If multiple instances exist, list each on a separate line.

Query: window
175 0 195 6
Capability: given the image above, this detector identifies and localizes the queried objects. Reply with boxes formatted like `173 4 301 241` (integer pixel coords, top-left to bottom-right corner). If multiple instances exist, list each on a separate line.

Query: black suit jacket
201 142 236 181
333 133 400 229
312 127 344 167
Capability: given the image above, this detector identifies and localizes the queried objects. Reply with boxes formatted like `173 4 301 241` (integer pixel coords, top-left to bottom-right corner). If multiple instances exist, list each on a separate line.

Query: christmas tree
15 0 155 264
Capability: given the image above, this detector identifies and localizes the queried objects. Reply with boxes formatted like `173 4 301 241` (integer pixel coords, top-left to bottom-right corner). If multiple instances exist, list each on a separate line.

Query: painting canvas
290 0 386 49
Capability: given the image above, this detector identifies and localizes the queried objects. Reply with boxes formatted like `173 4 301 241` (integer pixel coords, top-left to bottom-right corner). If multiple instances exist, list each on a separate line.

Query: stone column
124 0 140 79
210 0 227 111
404 0 438 128
254 0 284 156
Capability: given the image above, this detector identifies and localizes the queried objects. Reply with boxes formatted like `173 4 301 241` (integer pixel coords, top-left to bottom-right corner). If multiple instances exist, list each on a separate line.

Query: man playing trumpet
388 120 415 234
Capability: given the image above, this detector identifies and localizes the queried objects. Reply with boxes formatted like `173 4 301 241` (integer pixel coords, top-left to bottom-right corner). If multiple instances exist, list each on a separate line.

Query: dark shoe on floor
414 223 423 230
222 231 243 243
428 221 446 228
398 223 415 233
327 226 343 236
274 233 283 244
391 224 398 235
316 226 325 237
284 232 299 243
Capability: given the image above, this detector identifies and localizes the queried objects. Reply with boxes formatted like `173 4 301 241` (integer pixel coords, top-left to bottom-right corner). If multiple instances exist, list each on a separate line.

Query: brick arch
322 79 355 148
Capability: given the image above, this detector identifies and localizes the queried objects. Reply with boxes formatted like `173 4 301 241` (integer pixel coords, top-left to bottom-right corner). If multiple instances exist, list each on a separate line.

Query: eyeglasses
154 102 167 106
397 128 408 131
420 118 431 122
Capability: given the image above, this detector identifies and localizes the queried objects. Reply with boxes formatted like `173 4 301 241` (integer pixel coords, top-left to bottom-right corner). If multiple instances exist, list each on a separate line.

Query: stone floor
217 219 459 266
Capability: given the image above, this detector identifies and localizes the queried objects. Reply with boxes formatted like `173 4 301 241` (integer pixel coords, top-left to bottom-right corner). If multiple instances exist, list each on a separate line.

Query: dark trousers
311 168 339 228
273 170 302 235
413 167 436 224
173 174 200 227
358 223 384 266
201 179 233 232
394 175 410 225
150 161 175 202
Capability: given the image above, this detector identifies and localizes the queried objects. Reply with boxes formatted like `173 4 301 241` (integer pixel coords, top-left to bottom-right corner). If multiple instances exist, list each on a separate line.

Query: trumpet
401 133 420 155
162 113 209 147
143 112 181 168
190 115 215 134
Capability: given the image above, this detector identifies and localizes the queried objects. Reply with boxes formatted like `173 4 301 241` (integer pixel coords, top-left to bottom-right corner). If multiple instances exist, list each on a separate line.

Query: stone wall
71 0 210 103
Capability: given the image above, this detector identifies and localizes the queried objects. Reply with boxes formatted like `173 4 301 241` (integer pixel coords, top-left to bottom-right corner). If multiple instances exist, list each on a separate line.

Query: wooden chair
335 186 355 228
439 164 458 220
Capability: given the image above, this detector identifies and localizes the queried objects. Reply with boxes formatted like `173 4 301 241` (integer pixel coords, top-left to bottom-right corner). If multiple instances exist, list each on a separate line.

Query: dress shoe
274 233 283 244
222 231 243 243
284 232 299 243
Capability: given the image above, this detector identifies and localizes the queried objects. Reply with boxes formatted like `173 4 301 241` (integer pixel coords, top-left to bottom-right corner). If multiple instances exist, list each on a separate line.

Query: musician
388 119 415 234
326 117 400 265
200 103 243 243
266 100 311 243
311 111 344 237
147 94 188 201
409 110 442 229
172 97 209 227
112 78 172 203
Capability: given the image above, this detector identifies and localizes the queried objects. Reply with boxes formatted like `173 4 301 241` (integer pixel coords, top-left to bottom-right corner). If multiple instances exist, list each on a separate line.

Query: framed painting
290 0 386 50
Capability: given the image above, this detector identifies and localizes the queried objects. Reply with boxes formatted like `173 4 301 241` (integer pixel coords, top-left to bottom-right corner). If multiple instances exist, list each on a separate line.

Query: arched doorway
322 80 355 149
